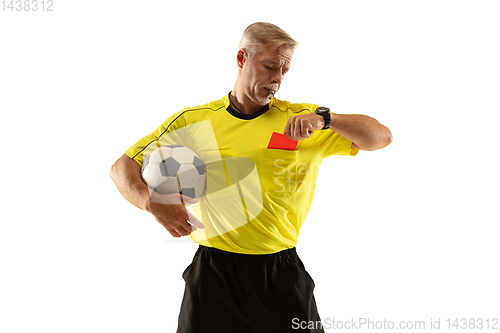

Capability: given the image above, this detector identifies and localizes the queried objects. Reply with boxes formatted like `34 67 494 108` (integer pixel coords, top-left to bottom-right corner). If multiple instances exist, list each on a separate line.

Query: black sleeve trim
131 105 225 160
271 104 312 114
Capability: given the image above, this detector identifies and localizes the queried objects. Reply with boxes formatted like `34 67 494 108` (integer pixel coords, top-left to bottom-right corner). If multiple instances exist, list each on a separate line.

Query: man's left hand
283 113 325 141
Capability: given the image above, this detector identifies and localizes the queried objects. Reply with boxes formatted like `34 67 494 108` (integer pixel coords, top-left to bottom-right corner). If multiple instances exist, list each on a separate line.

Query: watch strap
315 107 331 130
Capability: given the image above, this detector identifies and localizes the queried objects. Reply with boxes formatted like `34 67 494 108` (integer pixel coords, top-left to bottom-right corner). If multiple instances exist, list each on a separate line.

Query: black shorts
177 245 324 333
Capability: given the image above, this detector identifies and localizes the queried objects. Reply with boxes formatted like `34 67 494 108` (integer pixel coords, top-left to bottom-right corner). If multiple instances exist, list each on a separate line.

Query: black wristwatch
315 107 331 130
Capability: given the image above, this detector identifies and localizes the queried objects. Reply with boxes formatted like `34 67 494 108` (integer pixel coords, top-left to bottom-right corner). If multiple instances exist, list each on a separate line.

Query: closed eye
265 65 288 75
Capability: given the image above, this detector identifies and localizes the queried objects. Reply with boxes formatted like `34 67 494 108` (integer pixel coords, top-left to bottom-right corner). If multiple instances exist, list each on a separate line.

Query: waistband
197 245 297 262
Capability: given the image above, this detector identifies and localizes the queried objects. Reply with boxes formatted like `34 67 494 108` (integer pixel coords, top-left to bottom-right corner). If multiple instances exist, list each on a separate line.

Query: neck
230 87 266 114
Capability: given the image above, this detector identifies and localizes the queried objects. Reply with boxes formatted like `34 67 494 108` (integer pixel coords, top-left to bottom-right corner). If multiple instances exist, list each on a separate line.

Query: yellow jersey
125 93 358 254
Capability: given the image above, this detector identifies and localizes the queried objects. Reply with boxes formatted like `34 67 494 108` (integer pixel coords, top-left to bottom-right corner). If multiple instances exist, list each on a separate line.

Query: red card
266 132 298 151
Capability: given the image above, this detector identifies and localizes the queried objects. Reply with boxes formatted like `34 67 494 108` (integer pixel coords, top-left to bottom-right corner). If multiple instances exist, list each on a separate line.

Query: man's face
239 44 293 105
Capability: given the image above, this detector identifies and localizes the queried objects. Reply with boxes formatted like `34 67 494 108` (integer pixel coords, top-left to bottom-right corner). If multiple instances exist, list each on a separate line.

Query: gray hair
239 22 298 58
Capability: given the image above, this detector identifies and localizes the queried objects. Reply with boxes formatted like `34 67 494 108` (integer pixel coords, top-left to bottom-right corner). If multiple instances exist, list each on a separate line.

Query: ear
236 48 247 69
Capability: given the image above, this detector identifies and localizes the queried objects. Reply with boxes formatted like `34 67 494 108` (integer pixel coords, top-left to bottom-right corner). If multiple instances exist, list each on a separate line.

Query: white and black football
140 145 207 199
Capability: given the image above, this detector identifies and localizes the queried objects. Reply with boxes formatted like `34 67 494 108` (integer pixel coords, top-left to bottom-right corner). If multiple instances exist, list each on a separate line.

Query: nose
271 71 284 85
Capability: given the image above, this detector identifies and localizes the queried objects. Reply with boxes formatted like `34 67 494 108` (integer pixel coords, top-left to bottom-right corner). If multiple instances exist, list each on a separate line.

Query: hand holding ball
141 145 206 236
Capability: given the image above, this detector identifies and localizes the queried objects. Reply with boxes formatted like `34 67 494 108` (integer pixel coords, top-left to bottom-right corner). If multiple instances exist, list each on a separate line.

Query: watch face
316 107 330 114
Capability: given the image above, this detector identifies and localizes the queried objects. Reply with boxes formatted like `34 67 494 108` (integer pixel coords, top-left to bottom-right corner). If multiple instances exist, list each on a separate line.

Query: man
110 22 392 332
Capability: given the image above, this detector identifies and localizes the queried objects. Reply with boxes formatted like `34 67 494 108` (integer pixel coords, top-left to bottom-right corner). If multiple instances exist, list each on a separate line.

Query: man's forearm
110 154 150 210
329 113 392 151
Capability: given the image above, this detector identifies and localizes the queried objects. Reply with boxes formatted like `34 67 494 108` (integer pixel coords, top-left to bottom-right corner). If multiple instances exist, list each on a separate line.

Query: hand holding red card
266 132 298 151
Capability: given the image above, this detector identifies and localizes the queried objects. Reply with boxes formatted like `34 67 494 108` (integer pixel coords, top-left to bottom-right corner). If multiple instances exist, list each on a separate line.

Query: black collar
226 92 270 120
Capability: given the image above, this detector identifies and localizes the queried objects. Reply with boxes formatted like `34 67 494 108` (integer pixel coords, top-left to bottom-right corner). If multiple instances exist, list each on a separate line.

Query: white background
1 0 499 332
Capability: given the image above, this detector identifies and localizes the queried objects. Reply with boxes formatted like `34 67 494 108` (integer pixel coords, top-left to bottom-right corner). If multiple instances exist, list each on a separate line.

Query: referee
110 22 392 333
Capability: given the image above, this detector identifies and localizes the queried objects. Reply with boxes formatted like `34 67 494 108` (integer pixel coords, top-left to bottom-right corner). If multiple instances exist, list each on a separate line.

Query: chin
253 90 274 105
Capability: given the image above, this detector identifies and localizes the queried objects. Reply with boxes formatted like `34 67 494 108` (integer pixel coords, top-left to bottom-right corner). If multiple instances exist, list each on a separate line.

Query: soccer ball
141 145 207 199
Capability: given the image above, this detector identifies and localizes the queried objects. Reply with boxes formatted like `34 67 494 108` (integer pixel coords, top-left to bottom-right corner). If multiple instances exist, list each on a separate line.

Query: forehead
257 45 293 65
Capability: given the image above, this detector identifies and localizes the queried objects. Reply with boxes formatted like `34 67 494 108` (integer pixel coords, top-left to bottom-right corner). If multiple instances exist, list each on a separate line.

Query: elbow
384 130 393 148
110 160 120 183
362 130 393 151
374 127 393 150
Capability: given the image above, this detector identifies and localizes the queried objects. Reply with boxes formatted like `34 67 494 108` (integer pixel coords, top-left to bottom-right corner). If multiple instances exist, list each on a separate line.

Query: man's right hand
145 192 205 238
